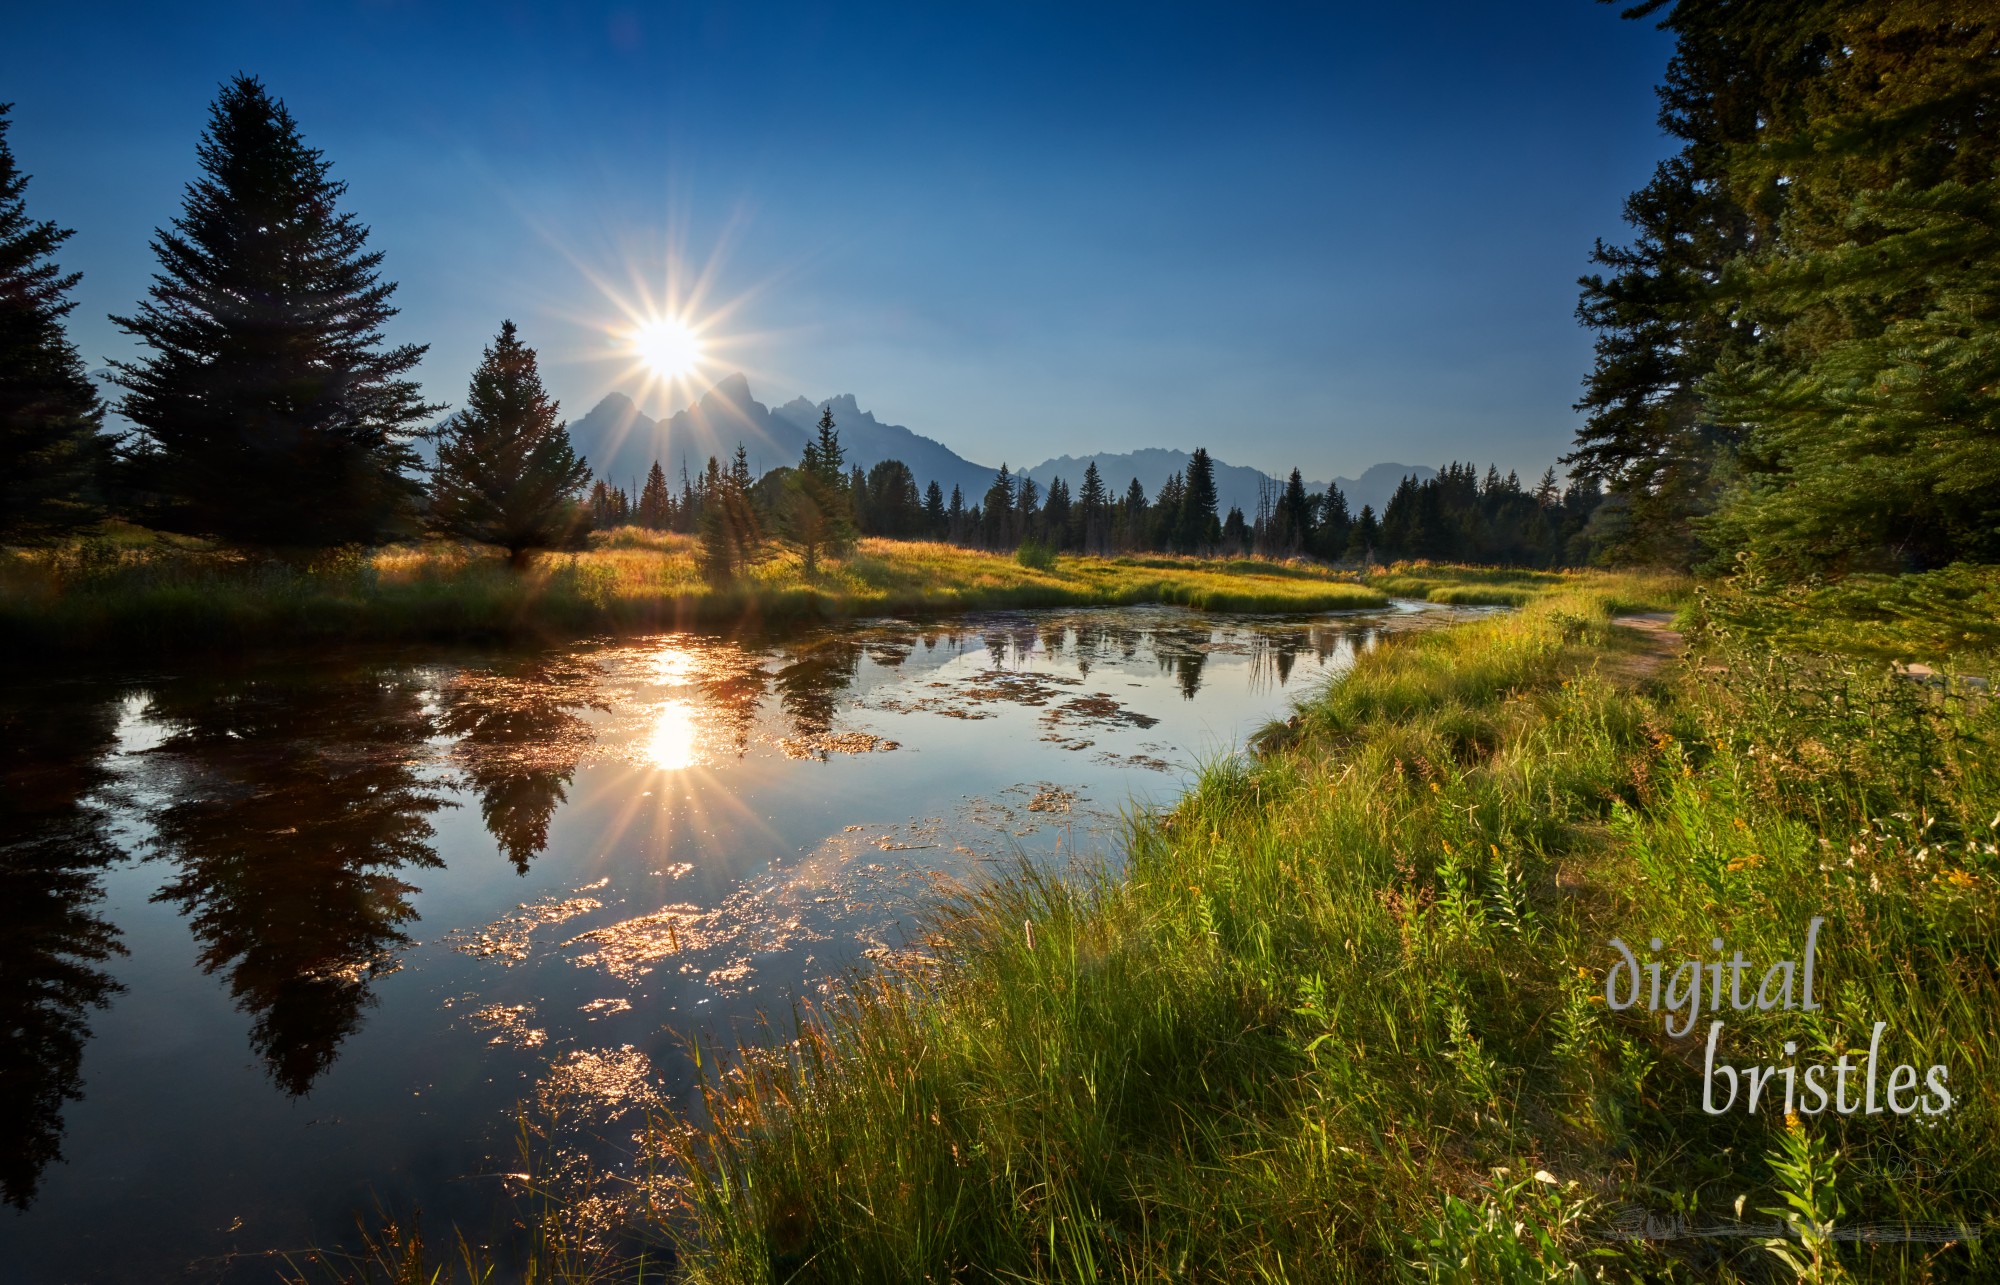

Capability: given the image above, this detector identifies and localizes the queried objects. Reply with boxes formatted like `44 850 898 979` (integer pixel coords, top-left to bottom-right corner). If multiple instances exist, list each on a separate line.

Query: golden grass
0 531 1396 654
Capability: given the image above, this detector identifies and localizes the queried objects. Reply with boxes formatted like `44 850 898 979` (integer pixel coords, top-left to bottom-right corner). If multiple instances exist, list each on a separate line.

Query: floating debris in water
775 730 900 760
445 894 604 965
467 1002 547 1048
1026 785 1077 813
536 1046 663 1121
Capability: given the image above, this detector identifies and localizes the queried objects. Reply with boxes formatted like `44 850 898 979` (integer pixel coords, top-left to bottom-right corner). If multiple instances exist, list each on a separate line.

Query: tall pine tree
111 76 438 547
430 322 590 565
0 104 106 543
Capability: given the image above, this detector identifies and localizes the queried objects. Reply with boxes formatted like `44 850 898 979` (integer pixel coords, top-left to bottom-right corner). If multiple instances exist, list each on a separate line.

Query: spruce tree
1182 448 1221 553
923 479 946 538
1316 482 1351 561
1119 477 1147 552
637 462 672 529
0 104 105 543
980 465 1015 549
780 407 854 573
429 321 590 566
1078 461 1108 554
111 76 439 547
1348 505 1379 562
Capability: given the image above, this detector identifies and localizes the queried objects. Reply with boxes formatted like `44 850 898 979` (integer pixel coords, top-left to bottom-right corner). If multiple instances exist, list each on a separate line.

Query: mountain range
564 375 1435 519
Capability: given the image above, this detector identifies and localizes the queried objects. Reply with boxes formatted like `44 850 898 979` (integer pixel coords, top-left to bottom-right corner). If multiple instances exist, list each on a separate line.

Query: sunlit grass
640 571 2000 1282
0 529 1404 654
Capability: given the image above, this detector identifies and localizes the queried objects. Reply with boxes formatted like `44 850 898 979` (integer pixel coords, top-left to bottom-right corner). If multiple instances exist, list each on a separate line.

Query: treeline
1572 4 2000 576
593 446 1604 568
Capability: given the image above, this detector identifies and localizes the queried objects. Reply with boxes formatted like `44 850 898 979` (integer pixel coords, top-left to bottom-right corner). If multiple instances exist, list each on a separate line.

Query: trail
1608 611 1683 681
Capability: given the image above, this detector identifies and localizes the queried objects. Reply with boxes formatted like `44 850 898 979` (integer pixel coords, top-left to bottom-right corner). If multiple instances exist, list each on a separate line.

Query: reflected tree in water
771 638 861 742
0 689 127 1209
145 670 446 1096
696 653 770 759
437 656 604 874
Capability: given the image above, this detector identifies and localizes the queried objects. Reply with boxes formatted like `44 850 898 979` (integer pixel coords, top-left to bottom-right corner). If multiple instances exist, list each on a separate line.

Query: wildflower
1946 869 1977 890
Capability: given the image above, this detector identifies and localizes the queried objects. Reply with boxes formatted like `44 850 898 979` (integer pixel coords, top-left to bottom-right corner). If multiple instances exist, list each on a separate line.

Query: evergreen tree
110 76 439 546
1700 6 2000 572
980 465 1015 549
1316 482 1352 561
947 484 966 543
1221 505 1249 553
0 104 105 543
1078 461 1109 554
698 444 763 582
864 459 921 537
429 321 590 565
674 462 698 533
1154 470 1187 553
1118 477 1148 552
1042 475 1073 550
780 410 854 574
1015 475 1041 546
1272 467 1313 555
638 461 673 529
1348 505 1379 562
923 479 947 538
1182 448 1221 553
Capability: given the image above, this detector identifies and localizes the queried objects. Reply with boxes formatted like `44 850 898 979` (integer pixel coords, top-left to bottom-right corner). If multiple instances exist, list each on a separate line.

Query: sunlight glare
646 699 700 771
631 316 704 380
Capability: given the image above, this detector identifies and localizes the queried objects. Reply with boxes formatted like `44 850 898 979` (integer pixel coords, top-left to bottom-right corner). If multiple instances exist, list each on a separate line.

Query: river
0 601 1483 1283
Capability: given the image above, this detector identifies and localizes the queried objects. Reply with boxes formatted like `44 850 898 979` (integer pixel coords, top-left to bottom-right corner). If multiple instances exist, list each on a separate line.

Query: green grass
635 571 1999 1283
0 528 1395 655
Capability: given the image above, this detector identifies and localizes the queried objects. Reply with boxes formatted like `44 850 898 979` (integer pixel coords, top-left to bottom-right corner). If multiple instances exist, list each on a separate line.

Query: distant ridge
566 378 997 499
566 375 1436 517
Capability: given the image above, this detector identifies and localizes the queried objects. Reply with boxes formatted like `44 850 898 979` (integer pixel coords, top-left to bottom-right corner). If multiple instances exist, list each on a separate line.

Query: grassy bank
629 570 1998 1283
0 528 1391 656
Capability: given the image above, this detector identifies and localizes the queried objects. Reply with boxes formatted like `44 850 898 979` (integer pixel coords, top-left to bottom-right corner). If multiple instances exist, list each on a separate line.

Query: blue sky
3 1 1675 482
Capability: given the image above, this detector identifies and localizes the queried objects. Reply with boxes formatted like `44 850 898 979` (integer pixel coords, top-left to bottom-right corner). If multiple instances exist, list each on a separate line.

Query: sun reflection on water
646 699 700 770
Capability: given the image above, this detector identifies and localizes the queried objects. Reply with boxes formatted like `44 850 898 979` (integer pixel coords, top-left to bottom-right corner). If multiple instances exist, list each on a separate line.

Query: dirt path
1608 612 1683 681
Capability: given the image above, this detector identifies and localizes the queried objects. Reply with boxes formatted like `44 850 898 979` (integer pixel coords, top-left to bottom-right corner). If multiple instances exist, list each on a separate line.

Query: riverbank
1 528 1409 656
627 569 1997 1283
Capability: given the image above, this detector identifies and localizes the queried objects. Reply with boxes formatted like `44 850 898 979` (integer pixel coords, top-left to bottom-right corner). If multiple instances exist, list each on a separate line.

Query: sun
630 315 704 380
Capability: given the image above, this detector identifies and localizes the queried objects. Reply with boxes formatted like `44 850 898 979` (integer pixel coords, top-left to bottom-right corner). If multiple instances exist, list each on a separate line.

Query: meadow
0 526 1393 656
628 569 1997 1284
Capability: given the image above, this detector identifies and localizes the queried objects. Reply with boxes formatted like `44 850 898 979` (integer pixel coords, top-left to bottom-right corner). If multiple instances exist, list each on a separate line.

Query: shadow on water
141 667 449 1097
0 688 127 1210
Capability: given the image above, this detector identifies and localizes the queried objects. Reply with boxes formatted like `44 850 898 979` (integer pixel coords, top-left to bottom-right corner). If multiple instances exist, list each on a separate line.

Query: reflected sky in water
0 602 1483 1283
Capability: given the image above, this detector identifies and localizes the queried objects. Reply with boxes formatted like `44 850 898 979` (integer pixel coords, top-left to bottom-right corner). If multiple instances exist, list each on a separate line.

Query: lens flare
631 316 704 380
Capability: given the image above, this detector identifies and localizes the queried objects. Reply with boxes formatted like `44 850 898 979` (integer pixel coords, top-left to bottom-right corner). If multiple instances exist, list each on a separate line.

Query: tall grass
642 573 1999 1282
0 530 1393 655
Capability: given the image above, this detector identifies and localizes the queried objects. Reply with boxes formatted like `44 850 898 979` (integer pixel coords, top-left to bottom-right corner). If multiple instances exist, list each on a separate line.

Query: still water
0 602 1478 1283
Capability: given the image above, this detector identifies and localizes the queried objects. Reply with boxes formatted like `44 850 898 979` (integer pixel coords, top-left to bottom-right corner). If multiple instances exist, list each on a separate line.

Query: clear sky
3 1 1676 482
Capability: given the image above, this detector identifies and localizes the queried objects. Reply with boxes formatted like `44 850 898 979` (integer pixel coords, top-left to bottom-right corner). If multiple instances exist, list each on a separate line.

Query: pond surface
0 602 1481 1283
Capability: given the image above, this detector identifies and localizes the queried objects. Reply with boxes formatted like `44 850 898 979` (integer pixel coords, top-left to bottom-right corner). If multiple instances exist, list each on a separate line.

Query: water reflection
0 689 127 1209
0 601 1478 1278
438 657 606 873
144 670 447 1096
